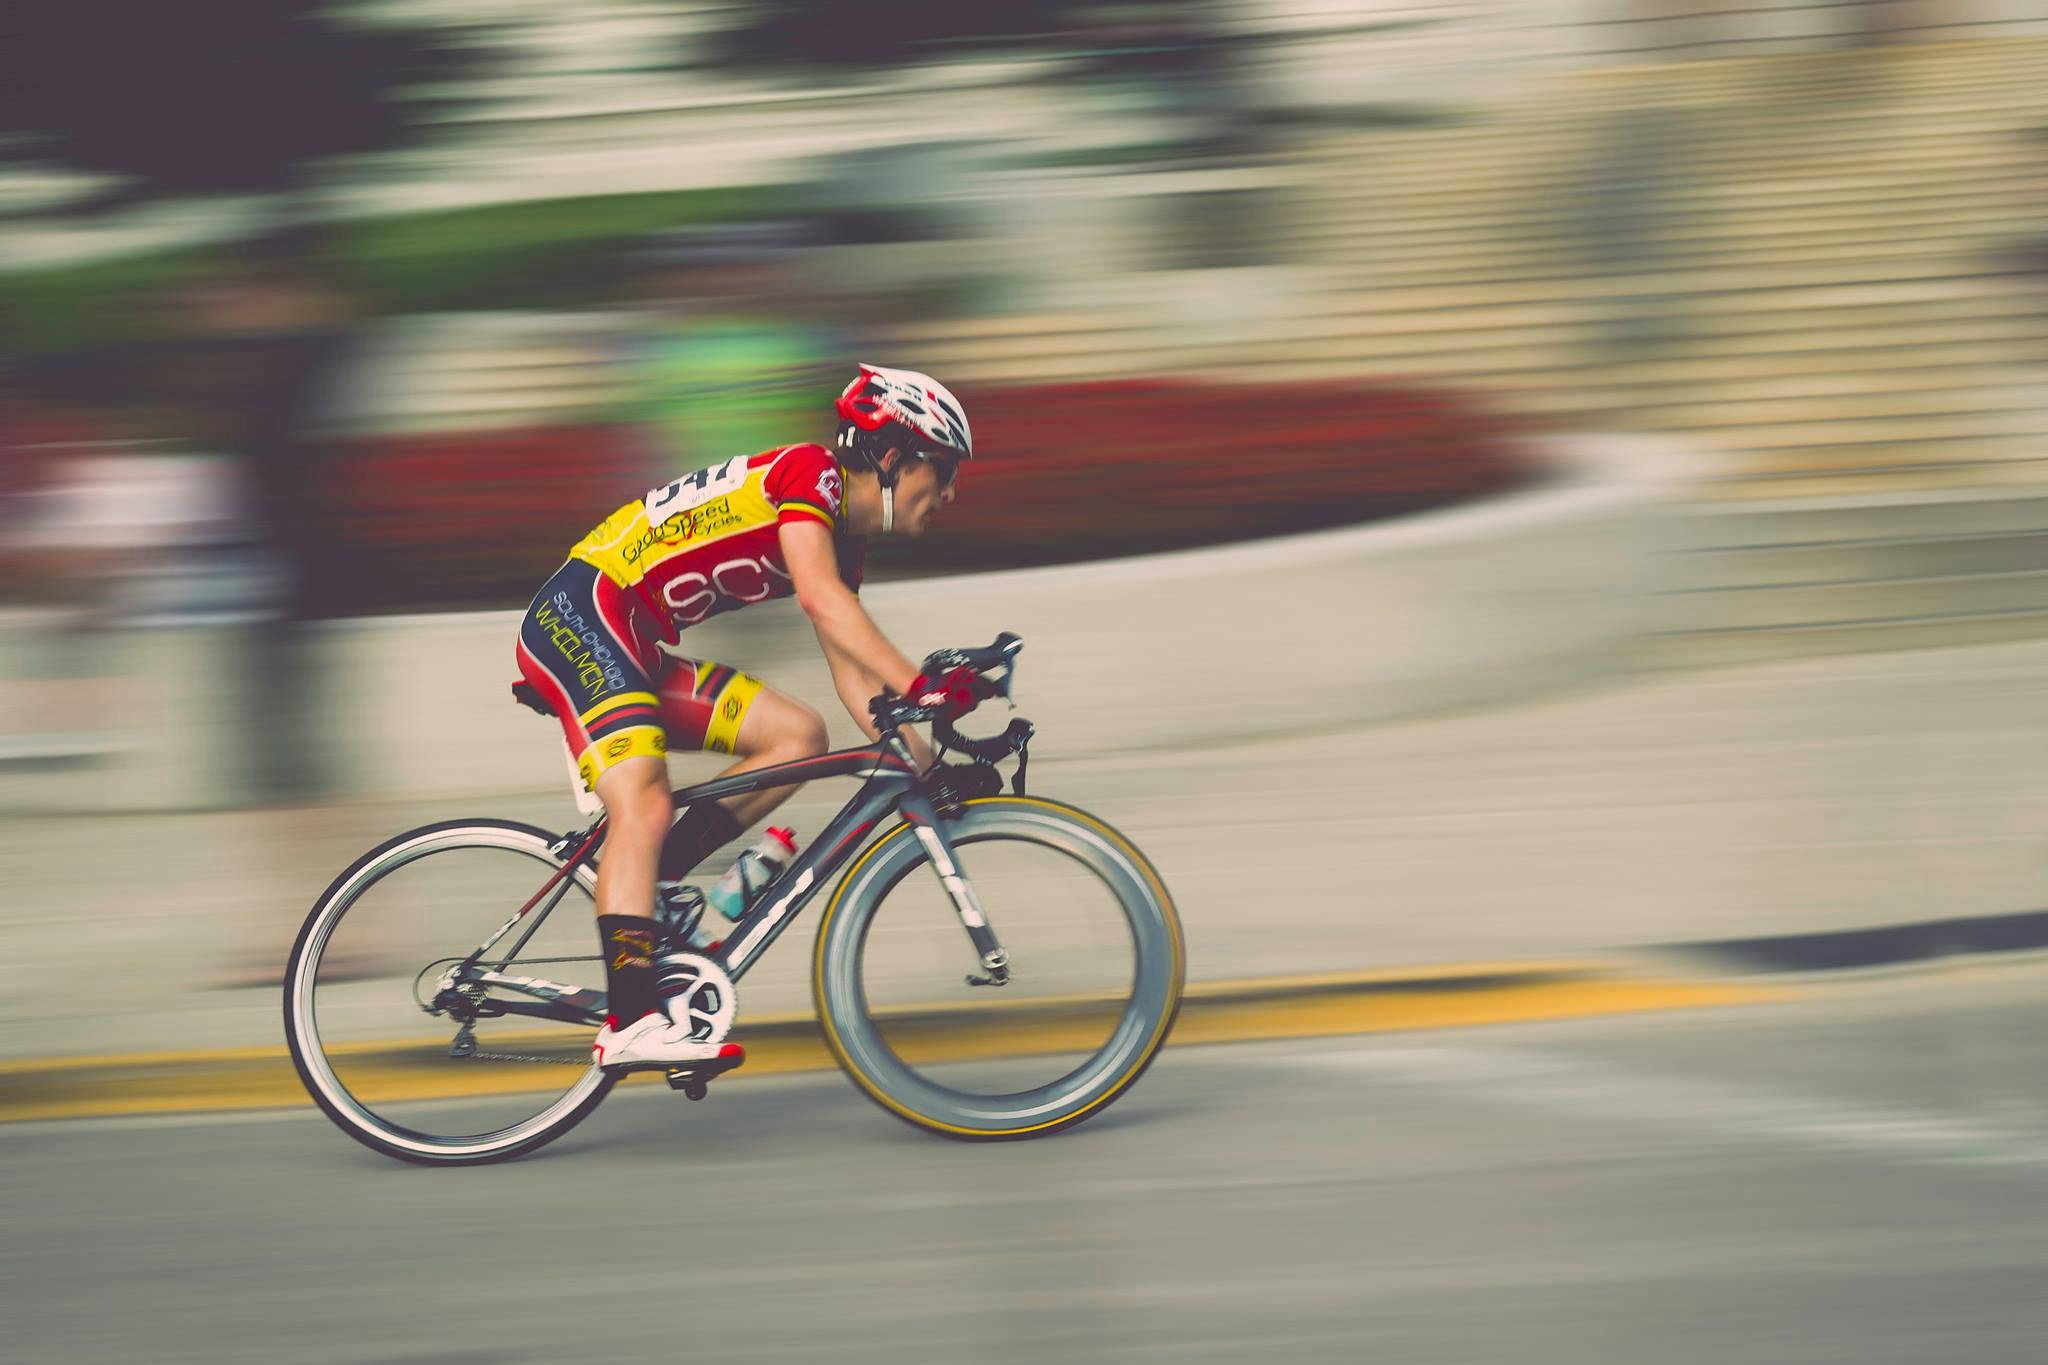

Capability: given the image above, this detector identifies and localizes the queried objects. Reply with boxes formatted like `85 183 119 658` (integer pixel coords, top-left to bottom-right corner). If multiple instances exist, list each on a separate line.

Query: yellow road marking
0 968 1783 1124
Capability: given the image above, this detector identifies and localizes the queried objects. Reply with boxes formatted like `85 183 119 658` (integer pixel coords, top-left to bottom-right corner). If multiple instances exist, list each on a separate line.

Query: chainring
654 952 737 1044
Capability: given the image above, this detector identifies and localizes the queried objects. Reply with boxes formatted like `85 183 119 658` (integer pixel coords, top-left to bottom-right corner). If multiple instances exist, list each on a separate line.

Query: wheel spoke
286 822 614 1164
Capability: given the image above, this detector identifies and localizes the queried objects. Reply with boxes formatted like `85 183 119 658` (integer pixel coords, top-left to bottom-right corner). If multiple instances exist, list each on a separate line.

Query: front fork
890 738 1010 988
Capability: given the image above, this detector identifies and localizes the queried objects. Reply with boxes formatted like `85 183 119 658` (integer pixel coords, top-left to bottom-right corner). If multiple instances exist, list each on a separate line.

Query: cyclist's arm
780 519 936 768
782 520 914 692
818 634 938 772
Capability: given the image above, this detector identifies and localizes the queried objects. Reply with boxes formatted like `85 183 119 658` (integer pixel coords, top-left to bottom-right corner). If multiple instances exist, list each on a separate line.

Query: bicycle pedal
664 1045 746 1099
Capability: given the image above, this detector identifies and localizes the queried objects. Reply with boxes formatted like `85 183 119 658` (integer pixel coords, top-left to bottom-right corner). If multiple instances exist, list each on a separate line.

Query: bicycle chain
454 1051 593 1066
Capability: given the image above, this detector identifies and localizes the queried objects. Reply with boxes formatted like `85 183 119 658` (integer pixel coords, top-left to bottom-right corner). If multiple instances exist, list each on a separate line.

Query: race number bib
643 455 749 525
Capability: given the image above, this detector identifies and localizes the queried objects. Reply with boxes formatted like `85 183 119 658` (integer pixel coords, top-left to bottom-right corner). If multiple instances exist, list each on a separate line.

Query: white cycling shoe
593 1012 744 1072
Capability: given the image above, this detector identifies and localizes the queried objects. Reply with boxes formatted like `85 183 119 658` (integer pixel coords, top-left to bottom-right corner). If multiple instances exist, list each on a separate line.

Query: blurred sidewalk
1 635 2042 1062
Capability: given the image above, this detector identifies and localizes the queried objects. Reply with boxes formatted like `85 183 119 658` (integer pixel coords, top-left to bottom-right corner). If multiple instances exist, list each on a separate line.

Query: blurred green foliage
1 187 779 356
1 249 215 357
343 187 780 313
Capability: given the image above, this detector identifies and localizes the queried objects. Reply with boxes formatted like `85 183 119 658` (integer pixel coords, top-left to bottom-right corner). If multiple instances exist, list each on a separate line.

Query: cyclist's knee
786 705 829 759
766 704 829 762
616 788 673 850
595 759 671 844
740 693 828 763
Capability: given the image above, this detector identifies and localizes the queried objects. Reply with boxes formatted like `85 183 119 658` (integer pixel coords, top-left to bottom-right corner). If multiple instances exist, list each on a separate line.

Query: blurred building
3 0 2046 810
286 3 2048 501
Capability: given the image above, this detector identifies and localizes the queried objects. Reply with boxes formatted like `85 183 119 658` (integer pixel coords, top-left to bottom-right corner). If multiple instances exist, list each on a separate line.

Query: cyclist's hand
907 665 988 715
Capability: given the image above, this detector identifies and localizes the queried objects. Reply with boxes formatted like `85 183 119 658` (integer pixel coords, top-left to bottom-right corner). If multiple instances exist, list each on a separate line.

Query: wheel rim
817 801 1182 1135
288 826 610 1158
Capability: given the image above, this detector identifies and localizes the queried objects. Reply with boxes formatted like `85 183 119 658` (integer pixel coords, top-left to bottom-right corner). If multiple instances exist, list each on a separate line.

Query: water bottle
653 884 729 1031
656 882 720 955
707 827 798 922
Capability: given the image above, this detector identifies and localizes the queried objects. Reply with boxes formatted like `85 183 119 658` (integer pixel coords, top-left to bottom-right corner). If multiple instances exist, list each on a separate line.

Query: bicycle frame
451 729 1007 1029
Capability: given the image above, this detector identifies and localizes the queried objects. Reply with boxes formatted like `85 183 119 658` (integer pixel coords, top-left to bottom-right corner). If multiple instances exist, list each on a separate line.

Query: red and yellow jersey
568 443 864 632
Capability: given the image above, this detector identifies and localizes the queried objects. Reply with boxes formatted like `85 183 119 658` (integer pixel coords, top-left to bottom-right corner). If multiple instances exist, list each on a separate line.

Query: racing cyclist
513 364 986 1072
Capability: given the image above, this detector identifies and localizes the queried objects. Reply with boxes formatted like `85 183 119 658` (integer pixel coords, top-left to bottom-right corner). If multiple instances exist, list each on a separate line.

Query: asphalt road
10 967 2048 1365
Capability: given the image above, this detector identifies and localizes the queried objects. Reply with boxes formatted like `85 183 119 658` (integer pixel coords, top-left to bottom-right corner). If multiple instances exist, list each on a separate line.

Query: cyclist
513 364 985 1072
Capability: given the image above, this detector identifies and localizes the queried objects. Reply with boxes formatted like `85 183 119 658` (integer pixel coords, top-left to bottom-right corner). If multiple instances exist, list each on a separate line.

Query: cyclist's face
889 450 956 536
922 449 962 494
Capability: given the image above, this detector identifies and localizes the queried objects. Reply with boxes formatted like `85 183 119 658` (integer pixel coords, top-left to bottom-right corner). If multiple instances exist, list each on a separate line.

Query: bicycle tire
812 796 1184 1140
284 818 616 1166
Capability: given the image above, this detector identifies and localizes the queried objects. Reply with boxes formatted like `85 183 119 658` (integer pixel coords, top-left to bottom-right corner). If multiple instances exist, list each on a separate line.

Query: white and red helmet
834 363 973 476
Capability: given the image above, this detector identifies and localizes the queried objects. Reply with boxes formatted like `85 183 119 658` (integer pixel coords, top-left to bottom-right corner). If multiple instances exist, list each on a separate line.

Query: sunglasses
916 449 962 490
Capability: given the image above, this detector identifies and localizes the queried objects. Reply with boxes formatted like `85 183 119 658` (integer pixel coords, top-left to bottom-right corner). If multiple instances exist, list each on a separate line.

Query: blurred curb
9 906 2048 1125
0 961 1774 1125
1650 908 2048 977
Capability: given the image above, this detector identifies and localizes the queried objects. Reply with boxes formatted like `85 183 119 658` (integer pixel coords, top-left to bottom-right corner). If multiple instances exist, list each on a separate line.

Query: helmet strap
842 428 907 533
870 444 906 533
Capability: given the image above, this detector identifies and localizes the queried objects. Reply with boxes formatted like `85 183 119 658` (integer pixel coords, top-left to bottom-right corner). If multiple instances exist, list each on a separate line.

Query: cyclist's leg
589 755 671 1025
718 685 831 827
516 560 675 1022
591 756 670 921
655 659 829 877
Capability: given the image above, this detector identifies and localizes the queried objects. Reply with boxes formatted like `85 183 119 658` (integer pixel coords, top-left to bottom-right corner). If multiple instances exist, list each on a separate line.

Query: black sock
658 800 744 883
598 915 660 1023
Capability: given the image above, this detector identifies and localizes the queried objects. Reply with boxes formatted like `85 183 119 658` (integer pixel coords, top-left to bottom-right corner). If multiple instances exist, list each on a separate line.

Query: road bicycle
284 634 1184 1165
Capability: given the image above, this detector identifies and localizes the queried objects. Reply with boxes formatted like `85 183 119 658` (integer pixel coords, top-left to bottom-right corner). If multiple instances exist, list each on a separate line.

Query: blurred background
4 0 2044 793
5 2 2048 1361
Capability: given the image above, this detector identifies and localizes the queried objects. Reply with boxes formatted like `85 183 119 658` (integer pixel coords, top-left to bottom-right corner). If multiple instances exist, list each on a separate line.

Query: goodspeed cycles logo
620 496 745 568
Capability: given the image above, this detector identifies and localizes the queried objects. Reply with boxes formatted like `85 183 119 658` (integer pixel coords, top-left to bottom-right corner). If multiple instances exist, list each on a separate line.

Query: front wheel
813 796 1184 1139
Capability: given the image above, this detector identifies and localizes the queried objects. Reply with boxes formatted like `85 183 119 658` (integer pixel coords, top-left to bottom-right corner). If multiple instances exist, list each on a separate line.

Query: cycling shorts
514 558 765 794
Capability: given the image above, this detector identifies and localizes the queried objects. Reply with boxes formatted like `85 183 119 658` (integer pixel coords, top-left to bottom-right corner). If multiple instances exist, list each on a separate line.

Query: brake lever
918 635 1025 716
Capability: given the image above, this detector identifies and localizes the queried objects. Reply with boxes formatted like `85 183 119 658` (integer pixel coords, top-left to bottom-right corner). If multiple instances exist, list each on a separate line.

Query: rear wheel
812 797 1184 1139
284 819 616 1165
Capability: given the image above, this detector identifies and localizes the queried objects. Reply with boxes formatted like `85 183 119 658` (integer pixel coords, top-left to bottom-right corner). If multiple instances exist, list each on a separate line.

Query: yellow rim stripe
812 795 1188 1139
